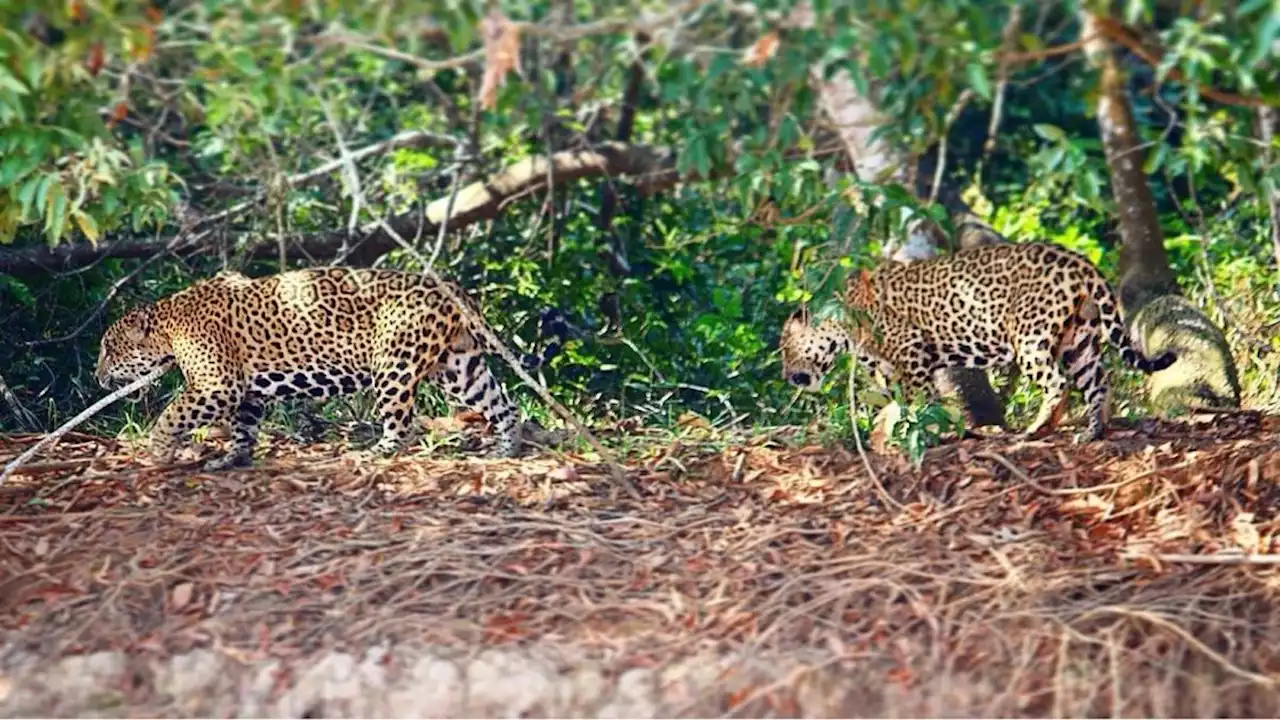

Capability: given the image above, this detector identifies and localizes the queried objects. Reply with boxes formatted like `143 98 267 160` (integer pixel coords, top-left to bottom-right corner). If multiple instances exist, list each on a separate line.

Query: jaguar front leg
202 394 266 471
369 365 426 458
149 385 245 467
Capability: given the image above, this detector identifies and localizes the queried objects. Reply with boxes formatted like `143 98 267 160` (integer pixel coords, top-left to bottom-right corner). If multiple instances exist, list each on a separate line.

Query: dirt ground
2 412 1280 717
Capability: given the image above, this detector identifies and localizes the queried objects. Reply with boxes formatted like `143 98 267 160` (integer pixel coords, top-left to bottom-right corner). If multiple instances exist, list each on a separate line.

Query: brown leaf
478 8 522 111
742 31 780 67
107 101 128 129
85 42 104 76
170 582 193 610
548 465 578 481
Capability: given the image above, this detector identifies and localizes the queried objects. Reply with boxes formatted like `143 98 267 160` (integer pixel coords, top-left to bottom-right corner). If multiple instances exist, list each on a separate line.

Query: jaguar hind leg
1016 334 1072 439
428 349 522 458
1061 326 1108 442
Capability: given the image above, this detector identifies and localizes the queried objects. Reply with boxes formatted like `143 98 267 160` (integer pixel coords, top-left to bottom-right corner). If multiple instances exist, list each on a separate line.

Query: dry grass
2 412 1280 717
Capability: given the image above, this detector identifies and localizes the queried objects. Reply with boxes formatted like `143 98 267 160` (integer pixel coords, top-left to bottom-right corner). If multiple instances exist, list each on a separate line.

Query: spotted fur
95 268 570 470
781 242 1176 441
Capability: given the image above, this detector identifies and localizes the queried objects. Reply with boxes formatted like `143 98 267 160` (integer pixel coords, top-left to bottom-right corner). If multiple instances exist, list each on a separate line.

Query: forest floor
2 411 1280 717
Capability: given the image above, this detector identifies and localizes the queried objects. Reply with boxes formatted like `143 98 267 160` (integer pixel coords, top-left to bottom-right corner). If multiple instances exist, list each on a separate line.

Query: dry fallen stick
847 358 902 510
0 367 166 487
1134 553 1280 566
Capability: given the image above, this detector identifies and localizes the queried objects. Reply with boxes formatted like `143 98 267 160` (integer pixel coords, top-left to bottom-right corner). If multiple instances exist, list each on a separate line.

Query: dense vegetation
0 0 1277 451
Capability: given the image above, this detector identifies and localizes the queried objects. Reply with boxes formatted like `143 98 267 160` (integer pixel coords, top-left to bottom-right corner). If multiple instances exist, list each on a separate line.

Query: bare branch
0 366 168 487
929 89 974 207
0 370 39 431
0 139 842 275
984 4 1022 159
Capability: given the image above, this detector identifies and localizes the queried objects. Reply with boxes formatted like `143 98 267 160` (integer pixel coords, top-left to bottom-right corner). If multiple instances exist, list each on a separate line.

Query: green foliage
888 399 966 468
0 4 177 245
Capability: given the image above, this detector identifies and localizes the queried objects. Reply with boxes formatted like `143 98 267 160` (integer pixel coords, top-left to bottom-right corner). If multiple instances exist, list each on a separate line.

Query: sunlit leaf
43 181 68 245
0 66 28 95
1033 124 1067 143
73 209 100 245
965 62 992 100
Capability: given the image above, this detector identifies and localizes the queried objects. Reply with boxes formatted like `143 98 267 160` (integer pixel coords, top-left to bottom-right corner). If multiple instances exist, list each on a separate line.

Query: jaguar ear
783 307 811 338
122 307 153 343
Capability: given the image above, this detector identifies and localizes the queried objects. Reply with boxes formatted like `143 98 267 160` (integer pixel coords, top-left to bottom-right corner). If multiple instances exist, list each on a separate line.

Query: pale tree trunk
1079 11 1241 410
811 68 1007 428
1259 106 1280 271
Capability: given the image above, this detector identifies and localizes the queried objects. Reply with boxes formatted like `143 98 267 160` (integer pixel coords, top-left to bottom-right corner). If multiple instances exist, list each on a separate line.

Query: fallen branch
1135 553 1280 566
0 367 166 487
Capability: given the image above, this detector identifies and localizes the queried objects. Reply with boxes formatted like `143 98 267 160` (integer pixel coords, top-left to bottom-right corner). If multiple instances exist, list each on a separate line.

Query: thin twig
0 367 167 487
984 4 1022 159
1130 553 1280 566
0 370 39 430
929 88 974 206
848 349 902 511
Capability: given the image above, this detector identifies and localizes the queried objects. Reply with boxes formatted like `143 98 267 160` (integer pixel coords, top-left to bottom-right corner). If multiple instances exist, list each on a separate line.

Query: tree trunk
812 69 1007 428
1079 11 1241 410
1259 106 1280 271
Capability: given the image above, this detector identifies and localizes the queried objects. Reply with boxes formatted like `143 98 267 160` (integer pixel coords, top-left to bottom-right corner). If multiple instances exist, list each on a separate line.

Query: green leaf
1247 11 1280 68
22 55 43 89
21 174 49 221
43 181 67 245
0 274 35 308
0 65 28 95
1142 144 1167 174
1078 171 1102 205
73 209 101 244
1033 124 1067 143
1239 0 1272 15
966 62 992 101
1125 0 1152 24
229 48 260 77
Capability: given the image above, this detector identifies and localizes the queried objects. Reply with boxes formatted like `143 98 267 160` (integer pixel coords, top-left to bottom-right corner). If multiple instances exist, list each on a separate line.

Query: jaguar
780 242 1176 441
96 267 569 470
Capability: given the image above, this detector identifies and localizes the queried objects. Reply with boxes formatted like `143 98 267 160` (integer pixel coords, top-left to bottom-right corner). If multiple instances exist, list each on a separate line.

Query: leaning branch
0 129 461 274
0 367 167 487
1084 14 1278 109
0 142 694 274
